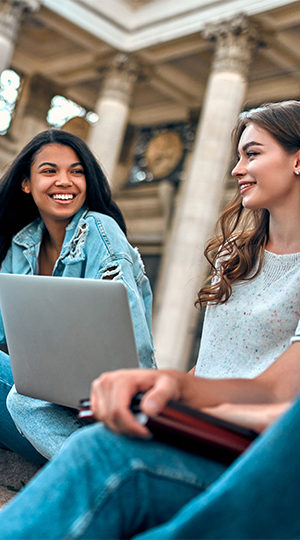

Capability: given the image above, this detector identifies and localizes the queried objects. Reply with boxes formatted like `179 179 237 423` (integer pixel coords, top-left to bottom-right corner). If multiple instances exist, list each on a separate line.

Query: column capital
0 0 42 46
109 53 140 76
0 0 41 11
204 14 263 76
101 53 141 103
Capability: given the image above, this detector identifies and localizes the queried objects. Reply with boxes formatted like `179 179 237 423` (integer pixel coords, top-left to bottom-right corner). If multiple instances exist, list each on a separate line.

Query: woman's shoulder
12 218 43 247
83 210 124 235
81 210 130 256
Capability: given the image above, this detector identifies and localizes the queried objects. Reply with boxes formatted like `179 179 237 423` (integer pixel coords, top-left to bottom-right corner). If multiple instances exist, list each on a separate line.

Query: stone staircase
0 448 40 509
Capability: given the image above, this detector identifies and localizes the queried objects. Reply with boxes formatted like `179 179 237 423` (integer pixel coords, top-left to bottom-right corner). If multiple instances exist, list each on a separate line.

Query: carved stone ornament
204 14 262 75
0 0 41 13
101 54 141 103
0 0 41 41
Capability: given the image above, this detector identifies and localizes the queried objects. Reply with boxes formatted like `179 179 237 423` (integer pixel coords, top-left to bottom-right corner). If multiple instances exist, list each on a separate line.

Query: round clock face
145 131 184 179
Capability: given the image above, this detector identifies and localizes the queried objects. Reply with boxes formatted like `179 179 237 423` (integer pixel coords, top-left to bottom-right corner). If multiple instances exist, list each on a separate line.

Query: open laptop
0 274 139 409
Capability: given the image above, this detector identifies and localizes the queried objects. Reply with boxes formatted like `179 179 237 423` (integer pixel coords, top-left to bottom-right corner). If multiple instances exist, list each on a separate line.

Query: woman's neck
266 216 300 254
266 190 300 254
38 222 67 276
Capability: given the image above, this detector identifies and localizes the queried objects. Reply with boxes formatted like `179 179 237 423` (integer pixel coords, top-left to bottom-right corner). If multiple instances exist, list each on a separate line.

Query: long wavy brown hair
196 100 300 308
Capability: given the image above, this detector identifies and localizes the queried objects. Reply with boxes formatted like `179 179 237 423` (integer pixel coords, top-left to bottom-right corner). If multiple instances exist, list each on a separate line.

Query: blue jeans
7 385 85 459
1 395 300 539
0 351 45 465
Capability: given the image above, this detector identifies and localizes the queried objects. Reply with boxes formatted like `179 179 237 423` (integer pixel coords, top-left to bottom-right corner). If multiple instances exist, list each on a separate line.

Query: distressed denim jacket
0 206 156 368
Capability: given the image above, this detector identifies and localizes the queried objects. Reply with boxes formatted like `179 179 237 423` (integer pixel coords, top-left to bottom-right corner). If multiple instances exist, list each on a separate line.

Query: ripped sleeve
101 264 122 281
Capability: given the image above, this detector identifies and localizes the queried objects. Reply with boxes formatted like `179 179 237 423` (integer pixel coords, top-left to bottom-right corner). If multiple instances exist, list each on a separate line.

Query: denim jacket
0 207 156 368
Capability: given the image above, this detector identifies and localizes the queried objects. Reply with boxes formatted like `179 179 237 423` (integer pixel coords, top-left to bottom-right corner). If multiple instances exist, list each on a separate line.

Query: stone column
88 54 139 187
14 74 56 148
153 14 260 370
0 0 41 74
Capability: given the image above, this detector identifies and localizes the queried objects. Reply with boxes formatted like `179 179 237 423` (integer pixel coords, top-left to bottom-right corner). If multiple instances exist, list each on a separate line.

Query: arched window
47 95 98 127
0 69 21 135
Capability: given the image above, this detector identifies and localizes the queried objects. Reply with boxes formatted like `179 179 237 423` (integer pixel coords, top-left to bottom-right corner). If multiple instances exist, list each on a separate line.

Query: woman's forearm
183 342 300 409
179 374 271 409
256 341 300 402
202 402 291 432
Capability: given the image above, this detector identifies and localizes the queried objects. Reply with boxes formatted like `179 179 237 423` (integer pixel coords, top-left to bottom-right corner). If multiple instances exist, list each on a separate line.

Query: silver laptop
0 274 139 409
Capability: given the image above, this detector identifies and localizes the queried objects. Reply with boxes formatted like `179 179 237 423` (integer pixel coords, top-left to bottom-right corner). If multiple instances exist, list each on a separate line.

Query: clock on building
145 131 184 179
128 121 196 186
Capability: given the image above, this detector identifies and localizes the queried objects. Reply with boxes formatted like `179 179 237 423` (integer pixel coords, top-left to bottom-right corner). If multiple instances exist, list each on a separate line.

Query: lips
239 182 256 195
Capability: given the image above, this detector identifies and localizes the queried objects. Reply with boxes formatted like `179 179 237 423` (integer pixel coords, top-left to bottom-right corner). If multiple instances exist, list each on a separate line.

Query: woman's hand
89 367 293 437
202 401 291 433
90 368 186 436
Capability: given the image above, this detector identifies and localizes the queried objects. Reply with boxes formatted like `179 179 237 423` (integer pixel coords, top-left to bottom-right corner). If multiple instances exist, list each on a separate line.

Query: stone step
0 448 40 509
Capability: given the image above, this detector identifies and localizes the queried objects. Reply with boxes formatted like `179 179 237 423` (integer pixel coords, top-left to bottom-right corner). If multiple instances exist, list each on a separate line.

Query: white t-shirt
195 250 300 379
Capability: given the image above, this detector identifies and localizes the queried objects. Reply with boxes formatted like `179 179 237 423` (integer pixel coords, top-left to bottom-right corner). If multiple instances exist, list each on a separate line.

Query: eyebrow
241 141 263 152
237 140 264 158
37 161 82 169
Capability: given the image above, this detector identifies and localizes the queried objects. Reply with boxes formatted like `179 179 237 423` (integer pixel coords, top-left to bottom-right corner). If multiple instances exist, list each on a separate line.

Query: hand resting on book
89 358 298 438
79 393 258 462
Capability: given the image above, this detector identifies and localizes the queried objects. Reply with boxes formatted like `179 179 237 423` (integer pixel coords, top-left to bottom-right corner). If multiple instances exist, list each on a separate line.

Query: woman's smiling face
22 143 87 227
232 123 299 212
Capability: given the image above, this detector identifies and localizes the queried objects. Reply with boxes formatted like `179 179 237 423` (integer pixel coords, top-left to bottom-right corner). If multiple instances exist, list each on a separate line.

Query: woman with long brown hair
194 100 300 379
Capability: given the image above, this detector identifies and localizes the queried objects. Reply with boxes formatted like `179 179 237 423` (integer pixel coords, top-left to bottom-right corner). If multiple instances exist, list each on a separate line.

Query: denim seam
66 459 207 539
0 377 13 390
89 214 135 270
90 214 116 258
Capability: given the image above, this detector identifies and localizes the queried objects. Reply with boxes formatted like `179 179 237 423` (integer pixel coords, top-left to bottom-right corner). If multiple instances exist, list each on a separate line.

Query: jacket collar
13 206 89 251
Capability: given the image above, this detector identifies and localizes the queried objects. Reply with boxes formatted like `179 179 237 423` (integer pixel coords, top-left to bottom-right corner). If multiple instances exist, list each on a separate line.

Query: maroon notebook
78 394 258 464
143 399 258 463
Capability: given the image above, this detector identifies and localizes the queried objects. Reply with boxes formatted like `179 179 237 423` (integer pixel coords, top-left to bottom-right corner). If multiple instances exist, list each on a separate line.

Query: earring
296 171 300 176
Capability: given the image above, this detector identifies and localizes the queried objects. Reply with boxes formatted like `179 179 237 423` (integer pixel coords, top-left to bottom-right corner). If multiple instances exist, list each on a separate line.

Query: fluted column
153 14 261 370
88 54 139 186
0 0 41 74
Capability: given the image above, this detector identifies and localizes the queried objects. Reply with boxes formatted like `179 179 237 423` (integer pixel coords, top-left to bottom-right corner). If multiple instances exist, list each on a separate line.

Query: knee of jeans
64 422 106 450
62 423 133 467
58 423 103 465
64 423 151 475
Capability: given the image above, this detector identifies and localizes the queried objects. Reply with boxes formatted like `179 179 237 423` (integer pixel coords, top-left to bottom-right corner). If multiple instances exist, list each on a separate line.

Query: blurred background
0 0 299 370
